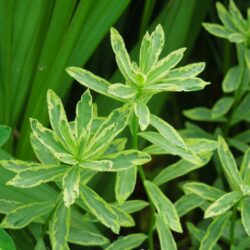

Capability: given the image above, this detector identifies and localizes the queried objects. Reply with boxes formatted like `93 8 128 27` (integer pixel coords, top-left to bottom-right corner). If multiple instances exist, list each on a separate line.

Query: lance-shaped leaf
0 160 40 173
75 89 93 139
240 148 250 184
66 67 114 99
183 182 226 202
30 134 59 165
105 233 147 250
218 136 243 190
111 205 135 228
47 90 76 152
1 202 54 229
79 160 113 172
166 62 205 79
144 180 182 233
108 83 137 99
200 212 232 250
117 200 148 214
110 28 136 85
115 167 137 204
68 228 109 246
63 166 80 207
216 2 236 30
155 213 177 250
140 131 201 164
147 48 186 83
30 119 76 164
145 78 209 92
0 228 16 250
222 66 242 93
241 197 250 236
7 165 69 188
0 125 11 147
49 199 70 250
140 24 164 73
203 23 231 39
175 194 204 217
211 97 234 118
80 185 119 234
0 199 22 214
134 100 150 131
205 191 242 218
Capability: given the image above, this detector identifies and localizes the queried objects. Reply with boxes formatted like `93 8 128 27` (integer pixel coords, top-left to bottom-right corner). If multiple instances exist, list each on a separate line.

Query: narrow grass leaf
0 228 16 250
205 191 242 218
0 125 11 147
7 165 69 188
144 180 182 233
200 212 232 250
80 185 119 234
155 213 177 250
105 233 147 250
218 136 243 190
63 166 80 207
50 199 70 250
1 202 54 229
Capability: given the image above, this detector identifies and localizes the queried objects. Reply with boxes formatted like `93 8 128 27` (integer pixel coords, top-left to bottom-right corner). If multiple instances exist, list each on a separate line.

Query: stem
130 114 155 250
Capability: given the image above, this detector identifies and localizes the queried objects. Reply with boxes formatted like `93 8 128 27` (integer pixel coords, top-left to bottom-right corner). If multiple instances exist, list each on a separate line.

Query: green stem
130 114 155 250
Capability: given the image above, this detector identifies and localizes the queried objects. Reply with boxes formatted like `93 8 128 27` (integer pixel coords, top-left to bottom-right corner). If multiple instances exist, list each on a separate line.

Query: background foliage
0 0 249 249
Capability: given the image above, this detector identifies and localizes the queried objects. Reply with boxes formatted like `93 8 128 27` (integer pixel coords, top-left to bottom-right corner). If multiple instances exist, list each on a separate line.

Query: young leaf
211 97 234 118
0 125 11 147
218 136 243 190
203 23 231 39
63 166 80 207
108 83 136 99
205 191 242 218
7 165 69 188
241 197 250 236
1 202 54 229
0 228 16 250
68 228 109 246
80 185 119 234
79 160 113 172
144 180 182 233
155 213 177 250
134 100 150 131
117 200 148 214
222 66 242 93
105 233 147 250
200 212 232 250
49 199 70 250
115 167 137 204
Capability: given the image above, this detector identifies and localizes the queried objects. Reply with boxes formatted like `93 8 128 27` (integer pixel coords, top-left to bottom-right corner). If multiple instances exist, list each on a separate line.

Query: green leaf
111 205 135 228
0 228 16 250
0 125 11 147
7 165 69 188
117 200 148 214
110 28 136 85
241 197 250 236
166 62 205 79
134 100 150 131
108 83 136 99
183 107 226 122
200 212 232 250
203 23 231 39
222 66 242 93
79 160 113 171
205 191 242 218
145 77 209 92
63 166 80 207
240 148 250 184
1 202 54 229
140 24 164 73
47 89 76 152
0 160 40 173
115 167 137 204
80 185 119 233
105 233 147 250
216 2 235 30
147 48 186 83
0 199 22 214
211 97 234 118
218 136 243 190
75 89 93 139
49 199 70 250
144 180 182 233
66 67 113 99
183 182 226 202
30 134 59 165
175 194 204 217
68 228 109 246
155 213 177 250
